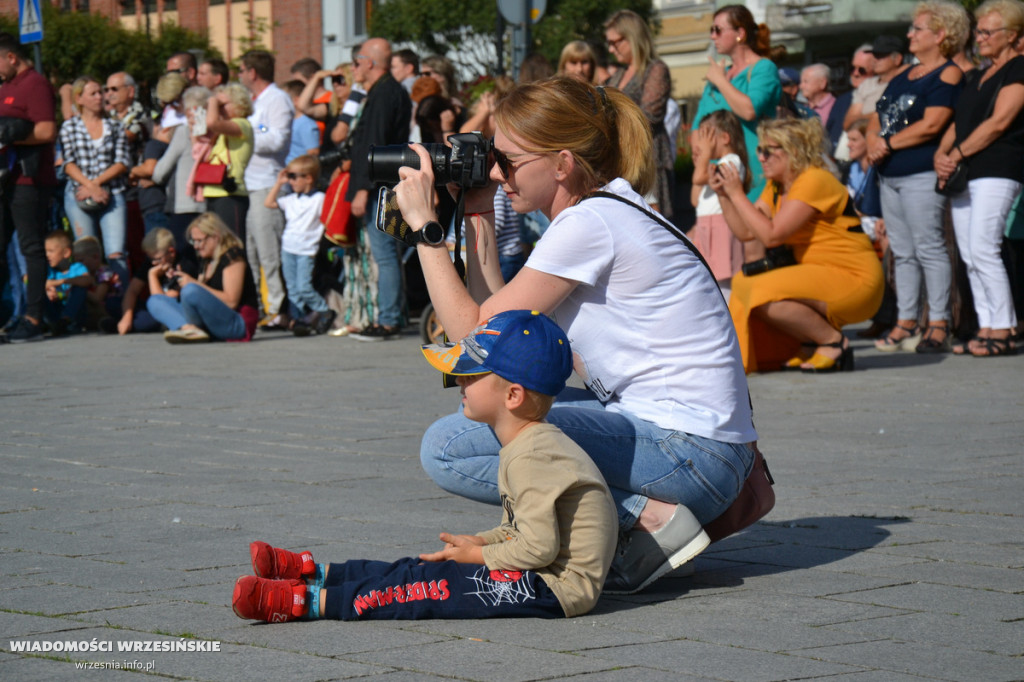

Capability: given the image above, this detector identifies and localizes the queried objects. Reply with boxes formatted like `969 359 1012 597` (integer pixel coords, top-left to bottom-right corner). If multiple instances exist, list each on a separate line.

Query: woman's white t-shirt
525 178 756 443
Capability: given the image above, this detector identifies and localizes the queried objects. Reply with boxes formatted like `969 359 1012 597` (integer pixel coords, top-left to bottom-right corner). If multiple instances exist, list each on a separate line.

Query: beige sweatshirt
478 423 617 617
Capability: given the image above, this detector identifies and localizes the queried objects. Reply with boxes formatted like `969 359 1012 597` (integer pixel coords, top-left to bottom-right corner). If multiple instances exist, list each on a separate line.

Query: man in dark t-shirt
0 32 57 343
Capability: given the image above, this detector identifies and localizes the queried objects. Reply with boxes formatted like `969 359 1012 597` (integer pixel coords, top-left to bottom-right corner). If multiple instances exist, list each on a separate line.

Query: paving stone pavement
0 328 1021 681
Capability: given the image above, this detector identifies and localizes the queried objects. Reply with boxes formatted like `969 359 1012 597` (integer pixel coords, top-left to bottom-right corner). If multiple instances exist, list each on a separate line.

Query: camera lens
368 143 451 186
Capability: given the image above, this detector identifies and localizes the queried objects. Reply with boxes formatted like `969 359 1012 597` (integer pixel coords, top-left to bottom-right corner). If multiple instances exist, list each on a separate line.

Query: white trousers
950 177 1020 330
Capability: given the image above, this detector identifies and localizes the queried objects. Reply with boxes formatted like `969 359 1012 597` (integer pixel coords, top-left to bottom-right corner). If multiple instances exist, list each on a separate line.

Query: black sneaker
352 324 400 342
8 318 44 343
314 309 337 336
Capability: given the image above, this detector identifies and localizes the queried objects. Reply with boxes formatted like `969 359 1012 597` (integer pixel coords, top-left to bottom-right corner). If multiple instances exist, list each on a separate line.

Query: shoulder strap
582 190 718 284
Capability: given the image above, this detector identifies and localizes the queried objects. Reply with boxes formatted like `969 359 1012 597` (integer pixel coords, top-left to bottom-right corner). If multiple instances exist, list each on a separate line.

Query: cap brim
421 342 491 377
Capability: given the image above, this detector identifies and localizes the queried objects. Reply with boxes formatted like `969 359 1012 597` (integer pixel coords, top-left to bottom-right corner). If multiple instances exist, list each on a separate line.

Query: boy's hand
418 532 486 563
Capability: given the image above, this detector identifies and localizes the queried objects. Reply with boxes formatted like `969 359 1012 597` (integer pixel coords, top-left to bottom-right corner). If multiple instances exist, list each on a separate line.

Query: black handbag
936 161 968 196
936 65 1010 197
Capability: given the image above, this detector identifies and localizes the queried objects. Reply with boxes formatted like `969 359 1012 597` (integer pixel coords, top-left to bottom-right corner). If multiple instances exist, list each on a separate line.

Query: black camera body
741 245 797 276
368 132 492 189
221 174 238 194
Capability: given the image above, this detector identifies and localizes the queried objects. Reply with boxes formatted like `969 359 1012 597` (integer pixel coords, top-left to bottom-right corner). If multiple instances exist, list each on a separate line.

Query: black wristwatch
407 220 445 247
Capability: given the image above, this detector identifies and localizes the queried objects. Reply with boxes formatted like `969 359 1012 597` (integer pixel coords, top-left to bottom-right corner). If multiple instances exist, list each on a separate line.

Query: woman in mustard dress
711 118 883 373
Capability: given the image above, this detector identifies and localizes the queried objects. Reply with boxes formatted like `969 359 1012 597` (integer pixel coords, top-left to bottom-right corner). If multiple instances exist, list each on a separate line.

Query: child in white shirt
264 154 334 335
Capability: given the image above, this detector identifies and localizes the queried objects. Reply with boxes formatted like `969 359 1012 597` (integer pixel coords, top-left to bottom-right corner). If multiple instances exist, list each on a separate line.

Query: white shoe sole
604 528 710 595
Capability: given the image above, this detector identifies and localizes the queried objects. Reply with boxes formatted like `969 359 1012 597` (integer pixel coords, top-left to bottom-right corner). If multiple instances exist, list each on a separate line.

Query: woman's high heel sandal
875 322 921 353
781 343 815 371
800 338 854 373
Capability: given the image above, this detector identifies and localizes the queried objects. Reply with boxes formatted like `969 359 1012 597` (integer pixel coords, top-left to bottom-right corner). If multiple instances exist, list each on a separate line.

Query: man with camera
347 38 412 341
0 33 57 343
239 50 294 330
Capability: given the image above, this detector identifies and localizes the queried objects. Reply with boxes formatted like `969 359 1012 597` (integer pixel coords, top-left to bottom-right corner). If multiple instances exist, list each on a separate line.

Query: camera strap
582 191 718 290
451 189 467 281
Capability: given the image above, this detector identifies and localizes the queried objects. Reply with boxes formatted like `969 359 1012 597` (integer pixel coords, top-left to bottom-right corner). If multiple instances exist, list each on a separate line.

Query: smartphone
331 74 346 86
375 186 414 244
190 106 207 137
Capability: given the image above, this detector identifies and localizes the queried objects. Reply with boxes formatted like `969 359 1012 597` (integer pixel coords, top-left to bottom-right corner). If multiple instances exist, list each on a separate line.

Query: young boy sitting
73 236 124 330
44 230 94 335
264 154 336 336
232 310 617 622
104 228 198 335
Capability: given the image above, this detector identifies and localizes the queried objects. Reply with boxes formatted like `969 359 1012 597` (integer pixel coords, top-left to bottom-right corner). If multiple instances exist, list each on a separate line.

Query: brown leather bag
704 444 775 543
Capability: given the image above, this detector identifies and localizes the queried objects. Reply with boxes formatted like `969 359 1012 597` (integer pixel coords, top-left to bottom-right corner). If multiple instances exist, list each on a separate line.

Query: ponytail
493 77 655 196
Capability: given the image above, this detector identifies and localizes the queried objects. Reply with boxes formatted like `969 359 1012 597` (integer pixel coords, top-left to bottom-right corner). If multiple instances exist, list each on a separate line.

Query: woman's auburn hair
187 211 243 262
492 76 655 197
757 117 828 177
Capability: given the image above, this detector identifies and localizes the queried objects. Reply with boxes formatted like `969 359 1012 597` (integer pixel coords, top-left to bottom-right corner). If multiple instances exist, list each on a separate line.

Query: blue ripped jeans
420 388 755 531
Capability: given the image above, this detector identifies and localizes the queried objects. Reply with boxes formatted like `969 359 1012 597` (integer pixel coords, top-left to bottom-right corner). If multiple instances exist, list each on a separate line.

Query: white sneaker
603 505 709 594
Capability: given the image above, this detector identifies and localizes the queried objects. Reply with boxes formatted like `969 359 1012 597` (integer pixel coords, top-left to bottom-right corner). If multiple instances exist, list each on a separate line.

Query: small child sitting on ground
73 236 124 330
44 230 93 335
232 310 617 622
264 154 335 336
105 228 198 334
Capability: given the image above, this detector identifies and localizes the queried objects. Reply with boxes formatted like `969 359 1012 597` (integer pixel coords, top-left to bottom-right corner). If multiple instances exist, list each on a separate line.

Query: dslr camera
369 132 493 247
368 132 492 189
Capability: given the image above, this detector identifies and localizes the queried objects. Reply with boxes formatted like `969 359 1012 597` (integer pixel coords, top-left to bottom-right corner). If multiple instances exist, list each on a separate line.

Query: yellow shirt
203 118 253 198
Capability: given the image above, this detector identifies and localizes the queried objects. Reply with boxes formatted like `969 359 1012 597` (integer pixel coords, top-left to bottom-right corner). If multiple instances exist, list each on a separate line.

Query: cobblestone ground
1 329 1021 681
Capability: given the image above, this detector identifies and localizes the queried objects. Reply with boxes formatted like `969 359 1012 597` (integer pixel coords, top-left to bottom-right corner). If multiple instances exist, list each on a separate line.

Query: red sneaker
232 576 307 622
249 541 315 580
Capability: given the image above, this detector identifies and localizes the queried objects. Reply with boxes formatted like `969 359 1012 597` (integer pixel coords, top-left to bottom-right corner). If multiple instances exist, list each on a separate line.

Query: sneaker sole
603 528 710 595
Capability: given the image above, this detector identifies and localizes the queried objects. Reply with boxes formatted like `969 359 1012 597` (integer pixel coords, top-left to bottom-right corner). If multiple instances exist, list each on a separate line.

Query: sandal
781 343 815 371
951 336 981 355
970 336 1017 357
800 337 854 373
875 322 921 353
915 324 950 354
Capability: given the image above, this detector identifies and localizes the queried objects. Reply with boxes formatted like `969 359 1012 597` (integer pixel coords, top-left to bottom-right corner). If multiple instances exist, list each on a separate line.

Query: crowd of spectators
2 0 1024 367
688 0 1024 369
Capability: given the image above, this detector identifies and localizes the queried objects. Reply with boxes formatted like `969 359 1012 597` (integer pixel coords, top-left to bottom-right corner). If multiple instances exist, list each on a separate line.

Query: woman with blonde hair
195 82 255 240
603 9 675 216
712 117 884 373
935 0 1024 355
557 40 597 83
867 0 967 354
395 77 758 595
147 212 259 343
59 75 131 283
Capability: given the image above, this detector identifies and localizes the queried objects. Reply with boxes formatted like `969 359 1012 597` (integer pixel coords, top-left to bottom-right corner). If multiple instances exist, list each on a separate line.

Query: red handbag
703 444 775 543
194 141 229 186
321 170 357 247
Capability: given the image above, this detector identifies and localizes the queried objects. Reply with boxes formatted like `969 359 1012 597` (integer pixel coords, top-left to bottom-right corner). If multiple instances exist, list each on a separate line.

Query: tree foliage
0 4 218 90
370 0 656 77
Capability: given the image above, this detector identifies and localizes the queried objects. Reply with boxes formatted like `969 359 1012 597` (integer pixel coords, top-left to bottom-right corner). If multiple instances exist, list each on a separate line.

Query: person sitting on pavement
232 310 617 622
103 227 198 335
713 117 884 374
395 76 757 595
73 235 123 330
43 229 93 336
147 212 258 344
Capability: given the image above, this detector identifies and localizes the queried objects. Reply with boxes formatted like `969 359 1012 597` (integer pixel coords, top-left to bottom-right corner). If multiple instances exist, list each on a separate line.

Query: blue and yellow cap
421 310 572 396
